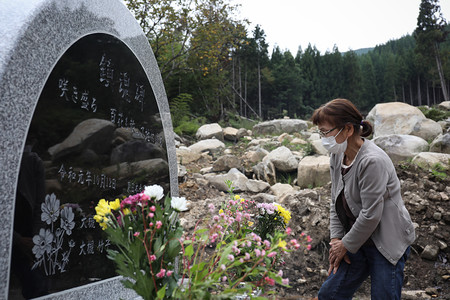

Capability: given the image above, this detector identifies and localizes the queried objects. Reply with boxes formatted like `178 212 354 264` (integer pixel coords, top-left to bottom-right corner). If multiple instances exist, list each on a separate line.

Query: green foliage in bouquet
94 185 187 300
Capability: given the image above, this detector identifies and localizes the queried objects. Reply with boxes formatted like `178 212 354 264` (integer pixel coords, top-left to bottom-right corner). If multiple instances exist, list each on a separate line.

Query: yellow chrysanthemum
234 195 240 200
123 208 131 215
94 199 113 230
248 221 254 226
274 204 291 224
110 198 121 210
278 239 287 249
219 209 224 214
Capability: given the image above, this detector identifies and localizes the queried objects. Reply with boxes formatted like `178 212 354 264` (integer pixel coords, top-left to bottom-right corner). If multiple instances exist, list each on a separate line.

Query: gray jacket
329 139 415 265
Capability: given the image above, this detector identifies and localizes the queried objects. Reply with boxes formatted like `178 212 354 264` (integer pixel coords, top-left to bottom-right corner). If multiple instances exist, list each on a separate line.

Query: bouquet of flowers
94 185 187 299
94 181 311 299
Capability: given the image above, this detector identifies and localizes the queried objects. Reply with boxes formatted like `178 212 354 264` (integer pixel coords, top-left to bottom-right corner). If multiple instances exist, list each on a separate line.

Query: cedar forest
125 0 450 135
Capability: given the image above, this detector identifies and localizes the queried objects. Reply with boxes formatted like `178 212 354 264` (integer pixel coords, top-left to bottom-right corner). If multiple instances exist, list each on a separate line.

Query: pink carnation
156 269 166 278
264 277 275 286
156 221 162 229
267 251 277 258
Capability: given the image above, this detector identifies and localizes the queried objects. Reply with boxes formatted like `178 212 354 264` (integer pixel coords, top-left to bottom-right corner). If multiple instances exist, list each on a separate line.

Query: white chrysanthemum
171 197 188 212
143 185 164 200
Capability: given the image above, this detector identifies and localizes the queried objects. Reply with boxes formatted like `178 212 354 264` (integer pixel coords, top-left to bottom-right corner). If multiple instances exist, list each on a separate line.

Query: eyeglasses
318 126 338 137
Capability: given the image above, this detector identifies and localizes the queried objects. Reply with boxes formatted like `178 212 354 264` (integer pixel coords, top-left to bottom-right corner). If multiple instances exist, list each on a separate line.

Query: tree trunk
393 84 397 101
434 43 449 102
409 81 414 105
417 75 422 106
258 61 262 120
426 81 430 107
433 85 436 105
232 55 235 107
238 58 242 116
402 84 405 102
244 70 247 117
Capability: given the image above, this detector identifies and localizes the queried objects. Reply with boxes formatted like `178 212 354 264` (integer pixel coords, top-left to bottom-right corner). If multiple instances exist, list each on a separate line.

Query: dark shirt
335 164 373 246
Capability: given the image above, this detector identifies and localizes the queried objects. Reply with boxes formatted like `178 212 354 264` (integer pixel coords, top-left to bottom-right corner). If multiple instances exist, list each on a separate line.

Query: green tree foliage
414 0 449 101
126 0 449 123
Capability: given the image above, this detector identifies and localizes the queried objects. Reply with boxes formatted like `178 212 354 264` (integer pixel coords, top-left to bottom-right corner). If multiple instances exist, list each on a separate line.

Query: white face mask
321 127 348 154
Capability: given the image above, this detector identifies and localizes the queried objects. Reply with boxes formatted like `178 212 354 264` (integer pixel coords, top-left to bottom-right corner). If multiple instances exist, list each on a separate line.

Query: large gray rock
236 128 250 140
176 146 202 164
297 155 330 188
412 152 450 169
373 134 429 164
196 123 224 141
429 133 450 154
252 119 308 135
270 183 295 197
253 160 277 185
205 168 269 192
223 127 239 142
242 147 268 164
110 140 166 164
367 102 442 140
263 146 299 172
188 139 225 153
438 101 450 111
212 155 242 172
48 118 115 160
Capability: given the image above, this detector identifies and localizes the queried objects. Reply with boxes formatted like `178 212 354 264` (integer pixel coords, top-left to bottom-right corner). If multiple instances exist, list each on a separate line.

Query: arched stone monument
0 0 178 298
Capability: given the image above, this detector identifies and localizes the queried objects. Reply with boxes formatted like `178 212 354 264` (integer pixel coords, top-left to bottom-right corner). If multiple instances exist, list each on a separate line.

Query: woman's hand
328 239 351 275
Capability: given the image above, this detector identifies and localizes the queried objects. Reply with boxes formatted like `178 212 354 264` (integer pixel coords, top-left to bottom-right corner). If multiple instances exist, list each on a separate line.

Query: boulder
205 168 269 193
188 139 225 154
223 127 239 142
176 146 202 164
245 180 270 193
48 118 115 160
437 101 450 110
212 155 242 172
270 183 295 197
429 133 450 154
253 160 277 185
372 134 429 164
412 152 450 169
263 146 299 172
248 138 276 147
414 118 444 141
310 139 328 156
242 147 268 164
103 158 169 182
367 102 442 140
252 119 308 135
196 123 224 141
110 140 166 164
297 155 331 188
236 128 249 140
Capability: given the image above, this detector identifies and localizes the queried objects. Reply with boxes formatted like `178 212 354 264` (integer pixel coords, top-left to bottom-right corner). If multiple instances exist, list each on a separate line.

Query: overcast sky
231 0 450 55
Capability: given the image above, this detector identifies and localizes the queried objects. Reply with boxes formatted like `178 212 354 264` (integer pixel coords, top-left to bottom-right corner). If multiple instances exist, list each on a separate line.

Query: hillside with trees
124 0 450 133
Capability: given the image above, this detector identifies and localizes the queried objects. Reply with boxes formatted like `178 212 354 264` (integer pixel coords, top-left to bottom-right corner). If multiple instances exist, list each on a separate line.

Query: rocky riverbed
177 138 450 300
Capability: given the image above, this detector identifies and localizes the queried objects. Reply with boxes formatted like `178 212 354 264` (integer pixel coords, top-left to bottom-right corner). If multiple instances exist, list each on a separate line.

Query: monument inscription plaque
0 1 178 299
